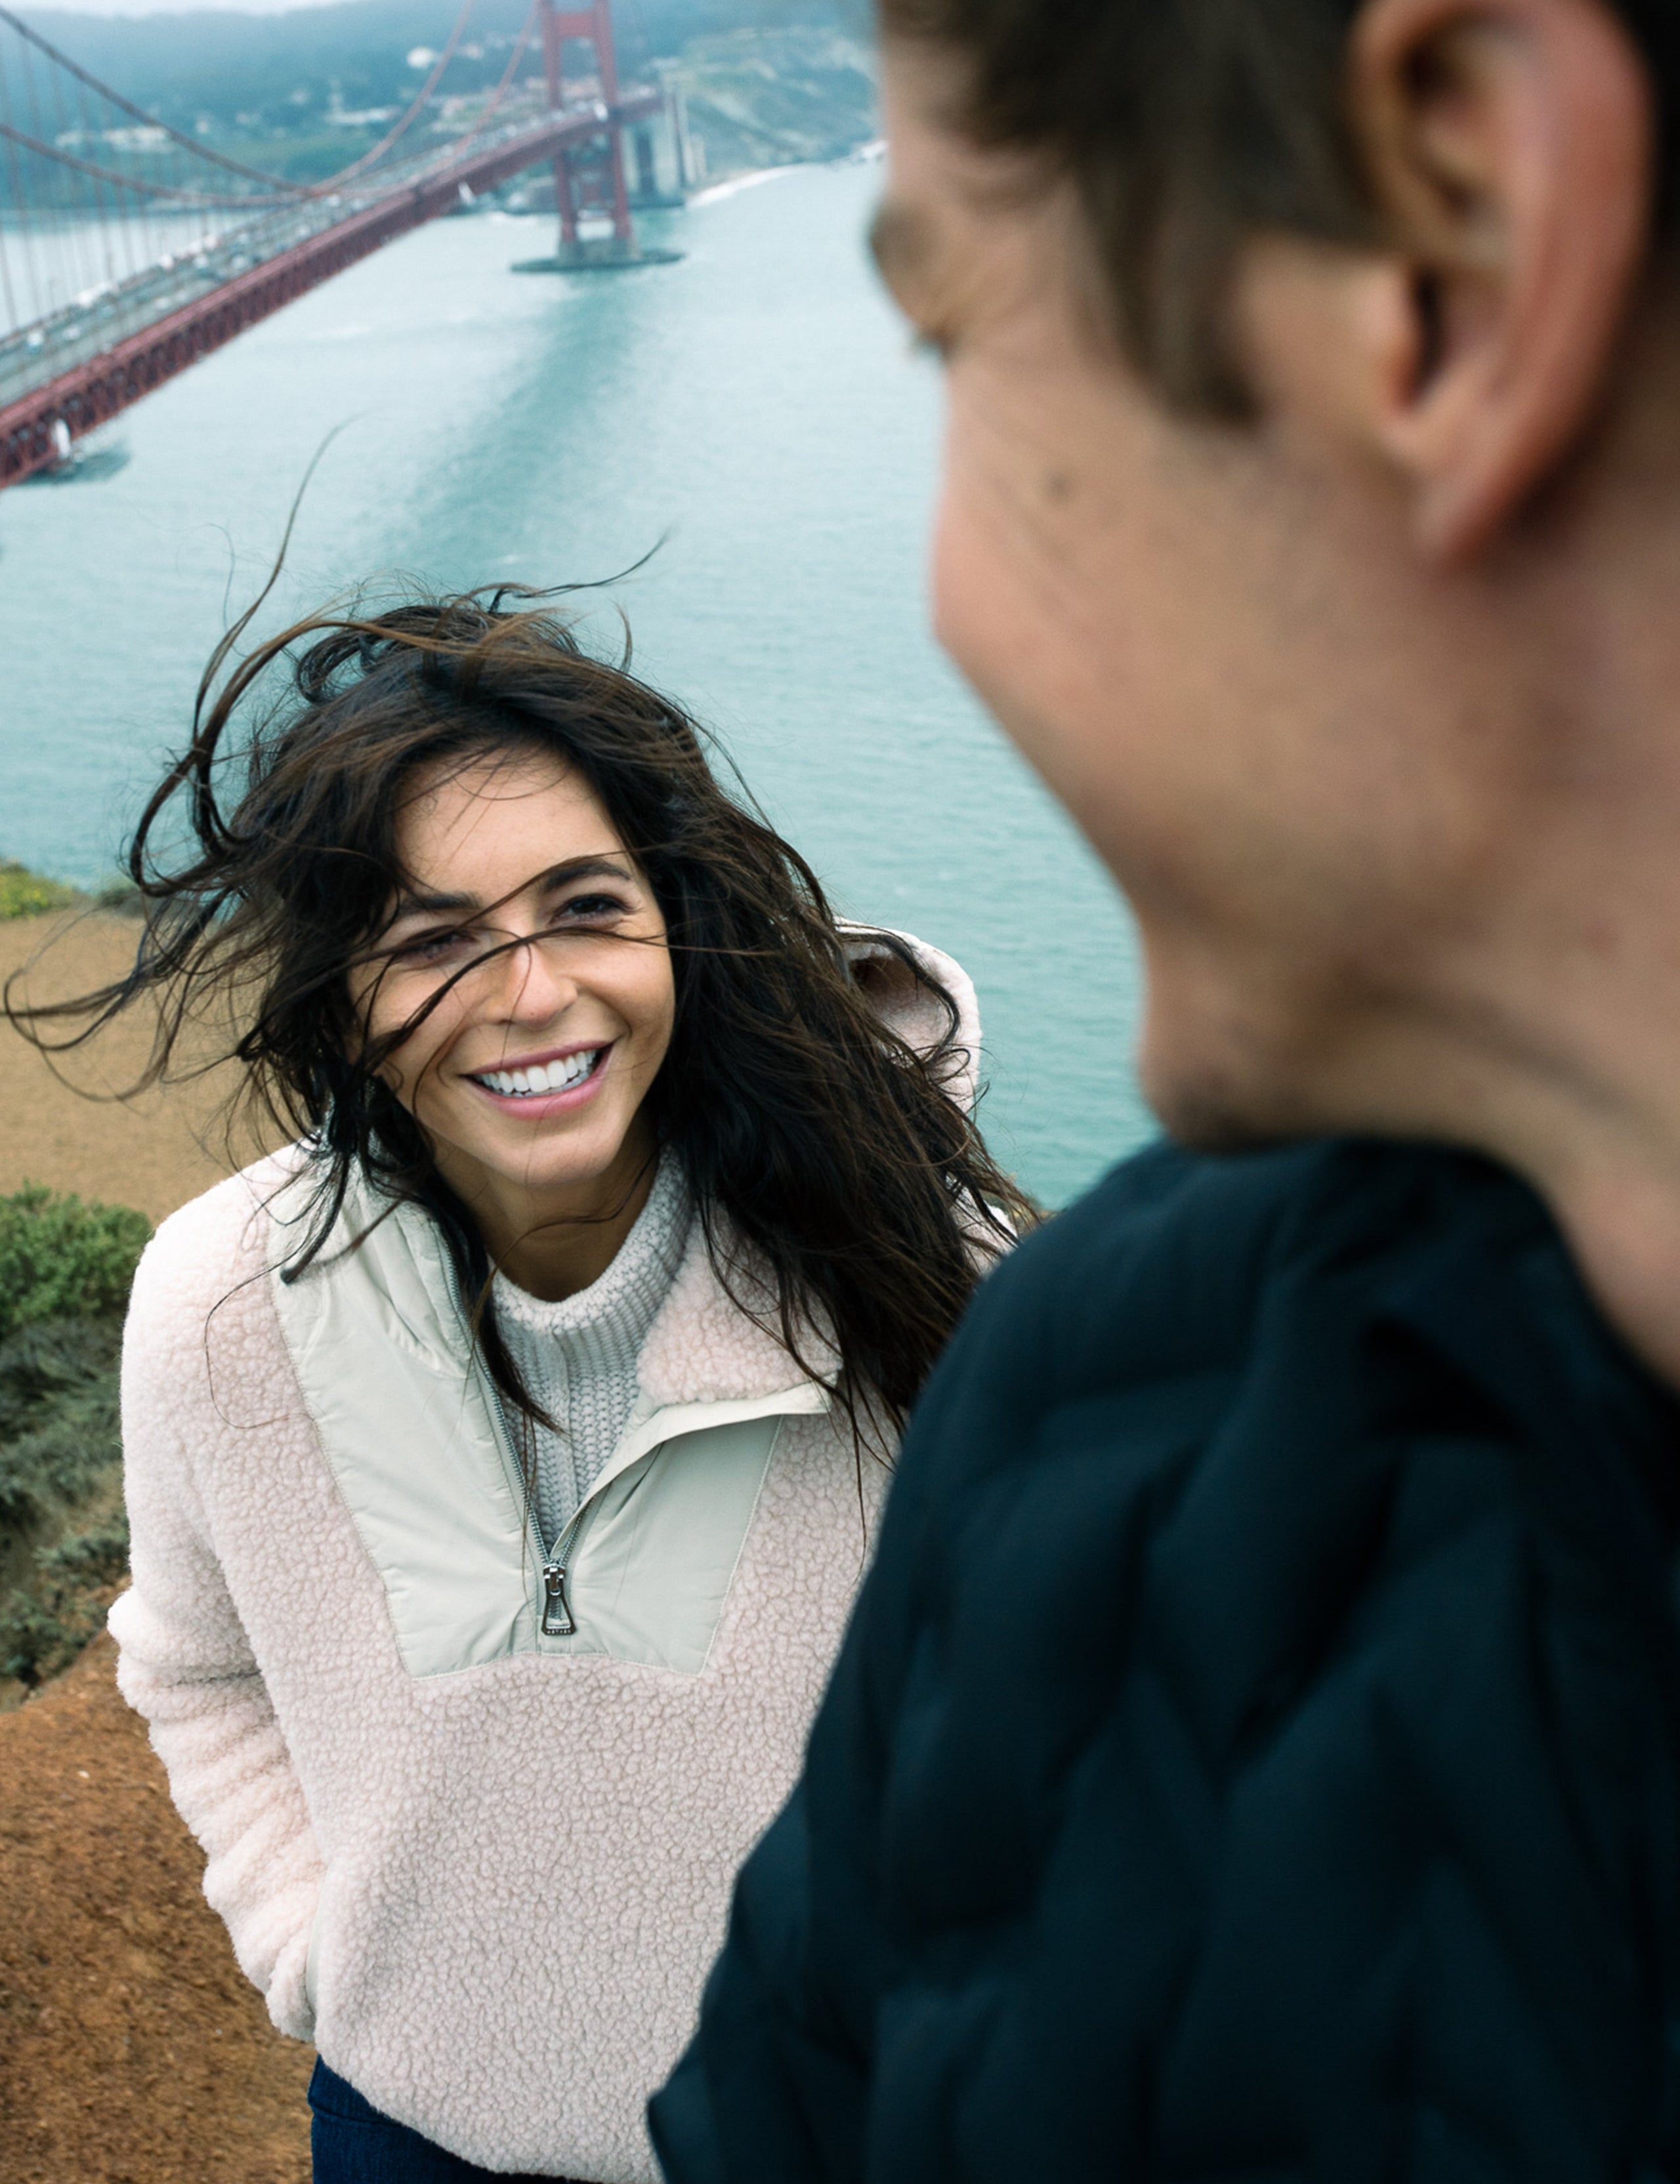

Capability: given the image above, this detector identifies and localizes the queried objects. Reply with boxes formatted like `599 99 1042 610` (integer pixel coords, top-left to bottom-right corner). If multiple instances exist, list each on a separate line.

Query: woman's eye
556 892 629 922
394 927 471 964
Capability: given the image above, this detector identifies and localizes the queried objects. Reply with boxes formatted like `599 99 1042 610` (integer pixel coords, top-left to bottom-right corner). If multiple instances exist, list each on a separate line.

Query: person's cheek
930 455 996 703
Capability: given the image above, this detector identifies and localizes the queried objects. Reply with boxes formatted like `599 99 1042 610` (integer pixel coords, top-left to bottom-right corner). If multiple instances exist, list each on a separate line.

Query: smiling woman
7 592 1033 2184
352 755 681 1304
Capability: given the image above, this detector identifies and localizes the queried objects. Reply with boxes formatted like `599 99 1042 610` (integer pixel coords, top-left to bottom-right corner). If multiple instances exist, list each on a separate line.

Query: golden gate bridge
0 0 682 488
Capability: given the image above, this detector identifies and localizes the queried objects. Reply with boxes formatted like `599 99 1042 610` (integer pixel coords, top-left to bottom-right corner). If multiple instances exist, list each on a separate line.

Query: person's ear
1240 0 1654 561
1349 0 1654 559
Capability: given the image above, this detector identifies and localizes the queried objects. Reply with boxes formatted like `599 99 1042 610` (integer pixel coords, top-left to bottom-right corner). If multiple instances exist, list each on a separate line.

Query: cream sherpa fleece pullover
494 1152 690 1544
109 929 982 2184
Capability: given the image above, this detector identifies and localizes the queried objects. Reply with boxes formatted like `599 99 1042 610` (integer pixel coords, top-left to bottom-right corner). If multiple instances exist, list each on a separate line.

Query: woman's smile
465 1041 613 1112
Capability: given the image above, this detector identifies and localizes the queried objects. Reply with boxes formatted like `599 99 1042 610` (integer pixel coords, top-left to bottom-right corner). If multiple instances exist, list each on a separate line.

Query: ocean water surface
0 161 1150 1204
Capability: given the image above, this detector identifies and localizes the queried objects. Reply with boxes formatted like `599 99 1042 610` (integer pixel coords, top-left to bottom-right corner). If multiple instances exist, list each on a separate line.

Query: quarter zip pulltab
541 1557 575 1638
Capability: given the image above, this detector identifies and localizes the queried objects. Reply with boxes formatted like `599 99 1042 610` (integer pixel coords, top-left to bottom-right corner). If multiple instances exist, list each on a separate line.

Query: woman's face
354 747 676 1226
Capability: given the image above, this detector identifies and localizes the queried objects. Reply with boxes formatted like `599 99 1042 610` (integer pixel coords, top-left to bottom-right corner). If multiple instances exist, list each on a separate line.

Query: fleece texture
109 928 978 2183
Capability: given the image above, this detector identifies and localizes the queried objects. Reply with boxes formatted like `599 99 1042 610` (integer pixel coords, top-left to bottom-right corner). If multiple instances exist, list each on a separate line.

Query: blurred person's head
873 0 1680 1373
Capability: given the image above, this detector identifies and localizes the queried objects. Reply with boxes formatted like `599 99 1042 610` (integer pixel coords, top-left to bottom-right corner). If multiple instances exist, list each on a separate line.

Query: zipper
539 1505 587 1637
541 1557 573 1637
439 1241 579 1643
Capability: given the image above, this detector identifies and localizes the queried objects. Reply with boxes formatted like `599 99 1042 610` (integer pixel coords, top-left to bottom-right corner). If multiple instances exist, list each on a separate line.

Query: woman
41 595 1028 2184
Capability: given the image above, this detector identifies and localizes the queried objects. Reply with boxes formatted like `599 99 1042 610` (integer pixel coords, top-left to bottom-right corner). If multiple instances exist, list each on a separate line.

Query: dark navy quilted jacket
651 1139 1680 2184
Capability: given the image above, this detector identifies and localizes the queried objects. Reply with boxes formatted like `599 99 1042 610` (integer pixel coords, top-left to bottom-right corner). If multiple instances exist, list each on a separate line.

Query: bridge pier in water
512 0 684 274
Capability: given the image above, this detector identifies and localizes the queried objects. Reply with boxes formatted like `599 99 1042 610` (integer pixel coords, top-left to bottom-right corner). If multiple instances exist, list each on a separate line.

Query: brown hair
11 591 1034 1449
877 0 1680 411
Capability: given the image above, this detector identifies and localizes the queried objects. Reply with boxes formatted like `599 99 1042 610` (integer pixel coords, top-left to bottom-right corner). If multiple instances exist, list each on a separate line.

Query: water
0 161 1151 1205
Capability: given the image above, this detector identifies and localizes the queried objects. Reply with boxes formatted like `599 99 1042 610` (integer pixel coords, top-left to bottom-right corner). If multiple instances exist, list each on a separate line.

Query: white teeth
477 1050 600 1099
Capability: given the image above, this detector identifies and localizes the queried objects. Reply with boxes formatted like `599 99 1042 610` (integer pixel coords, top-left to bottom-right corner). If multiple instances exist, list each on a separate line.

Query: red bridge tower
518 0 681 270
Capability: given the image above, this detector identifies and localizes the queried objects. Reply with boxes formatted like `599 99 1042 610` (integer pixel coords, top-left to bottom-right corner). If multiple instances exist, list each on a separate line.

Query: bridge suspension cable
0 2 336 188
0 0 553 340
0 0 539 214
0 0 663 488
0 0 496 207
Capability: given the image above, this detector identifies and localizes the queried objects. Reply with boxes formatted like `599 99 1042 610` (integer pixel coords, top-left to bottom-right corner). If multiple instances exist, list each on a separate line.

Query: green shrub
0 1188 149 1693
0 1185 152 1343
0 861 75 919
0 1318 124 1530
0 1505 129 1687
94 877 144 917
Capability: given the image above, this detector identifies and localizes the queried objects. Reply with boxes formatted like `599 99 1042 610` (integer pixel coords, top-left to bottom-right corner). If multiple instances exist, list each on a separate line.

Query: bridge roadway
0 87 658 488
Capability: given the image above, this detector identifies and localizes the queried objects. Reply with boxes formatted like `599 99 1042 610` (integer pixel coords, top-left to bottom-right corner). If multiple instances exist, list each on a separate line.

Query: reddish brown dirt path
0 1637 314 2181
1 924 303 2179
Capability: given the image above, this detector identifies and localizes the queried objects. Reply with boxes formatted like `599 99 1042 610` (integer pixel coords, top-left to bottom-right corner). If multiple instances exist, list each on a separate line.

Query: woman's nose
490 933 578 1022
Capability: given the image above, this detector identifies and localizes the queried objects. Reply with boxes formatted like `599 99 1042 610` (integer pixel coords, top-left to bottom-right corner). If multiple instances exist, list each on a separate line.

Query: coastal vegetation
671 27 875 175
0 859 144 921
0 861 75 921
0 1185 149 1701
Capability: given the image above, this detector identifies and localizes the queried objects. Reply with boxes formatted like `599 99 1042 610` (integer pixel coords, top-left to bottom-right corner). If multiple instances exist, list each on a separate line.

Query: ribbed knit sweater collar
492 1152 689 1349
492 1153 690 1547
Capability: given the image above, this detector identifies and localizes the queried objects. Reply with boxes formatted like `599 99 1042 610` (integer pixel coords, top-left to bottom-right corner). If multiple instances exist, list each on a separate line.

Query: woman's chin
430 1111 646 1212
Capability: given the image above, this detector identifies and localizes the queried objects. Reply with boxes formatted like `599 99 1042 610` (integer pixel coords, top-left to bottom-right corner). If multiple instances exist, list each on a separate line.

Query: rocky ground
0 906 306 2177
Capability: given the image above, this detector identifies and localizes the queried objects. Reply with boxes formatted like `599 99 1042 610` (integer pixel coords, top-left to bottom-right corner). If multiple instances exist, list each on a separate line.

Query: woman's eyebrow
388 856 635 923
388 886 476 920
535 855 637 891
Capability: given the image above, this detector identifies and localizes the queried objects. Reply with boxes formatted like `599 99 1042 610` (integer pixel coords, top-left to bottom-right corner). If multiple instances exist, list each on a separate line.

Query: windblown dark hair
10 589 1033 1450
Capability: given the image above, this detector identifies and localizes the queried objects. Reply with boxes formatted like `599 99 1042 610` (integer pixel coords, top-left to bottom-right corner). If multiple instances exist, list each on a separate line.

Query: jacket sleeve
108 1227 324 2042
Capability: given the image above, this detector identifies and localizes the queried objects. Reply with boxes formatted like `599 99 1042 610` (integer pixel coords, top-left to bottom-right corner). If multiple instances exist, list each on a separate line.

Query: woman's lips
466 1044 612 1114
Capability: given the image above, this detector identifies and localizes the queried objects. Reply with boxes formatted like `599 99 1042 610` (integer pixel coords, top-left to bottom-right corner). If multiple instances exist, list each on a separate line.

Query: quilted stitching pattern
654 1140 1680 2184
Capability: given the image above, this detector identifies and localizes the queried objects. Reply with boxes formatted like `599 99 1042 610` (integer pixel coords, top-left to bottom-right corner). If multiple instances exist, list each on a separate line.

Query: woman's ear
1236 0 1654 563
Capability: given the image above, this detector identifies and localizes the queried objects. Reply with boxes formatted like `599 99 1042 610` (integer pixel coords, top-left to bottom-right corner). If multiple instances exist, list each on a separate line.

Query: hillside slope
0 1637 313 2182
672 26 875 177
1 902 305 2176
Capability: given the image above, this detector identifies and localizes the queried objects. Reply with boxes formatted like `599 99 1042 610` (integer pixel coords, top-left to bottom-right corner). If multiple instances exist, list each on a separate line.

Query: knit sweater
494 1155 690 1546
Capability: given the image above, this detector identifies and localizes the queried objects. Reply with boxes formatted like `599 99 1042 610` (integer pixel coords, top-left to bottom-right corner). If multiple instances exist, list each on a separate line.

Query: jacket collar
638 1213 838 1410
264 1153 833 1415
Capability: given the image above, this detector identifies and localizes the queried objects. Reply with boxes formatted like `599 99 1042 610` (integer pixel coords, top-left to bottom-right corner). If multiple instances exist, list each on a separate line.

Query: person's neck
1303 769 1680 1392
442 1130 663 1304
1349 306 1680 1388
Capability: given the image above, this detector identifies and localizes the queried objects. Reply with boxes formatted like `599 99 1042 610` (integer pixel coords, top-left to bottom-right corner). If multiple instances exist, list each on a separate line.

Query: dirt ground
0 906 262 1221
0 911 308 2179
0 1638 314 2181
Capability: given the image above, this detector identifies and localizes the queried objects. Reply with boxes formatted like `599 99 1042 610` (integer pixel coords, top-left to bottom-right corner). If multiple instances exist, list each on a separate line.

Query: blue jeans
308 2059 591 2183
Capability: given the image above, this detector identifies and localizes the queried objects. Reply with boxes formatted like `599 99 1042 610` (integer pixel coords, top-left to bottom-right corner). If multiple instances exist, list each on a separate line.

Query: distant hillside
16 0 872 144
671 26 875 179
